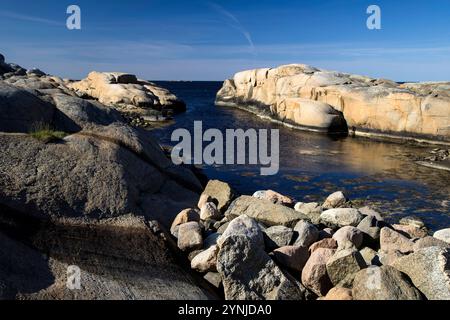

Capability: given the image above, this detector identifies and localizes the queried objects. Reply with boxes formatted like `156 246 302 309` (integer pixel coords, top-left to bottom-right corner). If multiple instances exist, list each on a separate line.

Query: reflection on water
151 81 450 231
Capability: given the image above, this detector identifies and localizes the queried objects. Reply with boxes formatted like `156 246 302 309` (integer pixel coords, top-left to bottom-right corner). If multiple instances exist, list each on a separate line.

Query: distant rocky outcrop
0 54 212 300
68 71 186 125
216 64 450 143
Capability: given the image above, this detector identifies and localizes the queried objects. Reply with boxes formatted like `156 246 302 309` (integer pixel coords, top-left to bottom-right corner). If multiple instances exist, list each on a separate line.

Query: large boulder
216 64 450 142
217 235 306 300
226 196 308 227
392 247 450 300
352 266 423 300
434 229 450 244
0 83 55 133
0 84 201 228
0 215 214 300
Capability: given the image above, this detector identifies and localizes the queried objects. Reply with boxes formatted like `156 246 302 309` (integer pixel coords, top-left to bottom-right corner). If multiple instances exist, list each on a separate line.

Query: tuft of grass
29 123 67 143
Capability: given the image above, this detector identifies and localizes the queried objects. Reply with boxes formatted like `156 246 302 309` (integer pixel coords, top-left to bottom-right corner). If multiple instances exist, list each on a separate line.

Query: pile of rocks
171 183 450 300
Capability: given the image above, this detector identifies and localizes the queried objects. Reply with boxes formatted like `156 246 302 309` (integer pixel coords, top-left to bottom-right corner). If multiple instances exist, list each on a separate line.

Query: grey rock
263 226 294 251
0 216 213 300
201 180 236 212
413 236 450 251
358 206 384 221
217 215 264 248
0 83 55 133
353 266 423 300
326 249 366 286
204 272 222 289
357 215 382 242
293 220 319 247
200 202 222 221
320 208 364 227
177 222 203 252
392 247 450 300
226 195 308 227
217 235 305 300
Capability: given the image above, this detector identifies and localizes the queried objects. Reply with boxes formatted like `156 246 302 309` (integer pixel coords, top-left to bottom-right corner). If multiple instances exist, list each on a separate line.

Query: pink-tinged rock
272 245 310 273
392 224 428 239
333 226 364 249
309 238 338 254
253 190 295 207
380 227 414 254
171 208 200 235
301 248 335 296
322 287 353 300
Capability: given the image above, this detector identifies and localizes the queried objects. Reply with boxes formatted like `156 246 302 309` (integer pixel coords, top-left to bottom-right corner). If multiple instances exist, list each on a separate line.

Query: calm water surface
151 81 450 230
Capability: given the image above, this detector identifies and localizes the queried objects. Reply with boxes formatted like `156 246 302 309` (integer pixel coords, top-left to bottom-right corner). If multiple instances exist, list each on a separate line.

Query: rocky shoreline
172 181 450 300
1 53 449 300
216 64 450 145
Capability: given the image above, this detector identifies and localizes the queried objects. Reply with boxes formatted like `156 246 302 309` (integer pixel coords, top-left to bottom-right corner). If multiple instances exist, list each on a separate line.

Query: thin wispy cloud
0 10 63 26
207 2 256 56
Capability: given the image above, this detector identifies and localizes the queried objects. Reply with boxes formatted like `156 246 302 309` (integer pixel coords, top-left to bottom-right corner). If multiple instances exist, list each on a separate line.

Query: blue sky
1 0 450 81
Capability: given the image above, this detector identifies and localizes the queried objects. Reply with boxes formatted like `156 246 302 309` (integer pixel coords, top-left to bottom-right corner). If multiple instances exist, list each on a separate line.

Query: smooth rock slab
217 235 305 300
320 208 363 227
353 266 423 300
226 196 308 227
392 247 450 300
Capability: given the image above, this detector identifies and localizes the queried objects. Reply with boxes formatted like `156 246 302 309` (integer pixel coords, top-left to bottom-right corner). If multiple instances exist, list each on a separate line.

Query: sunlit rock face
216 64 450 142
